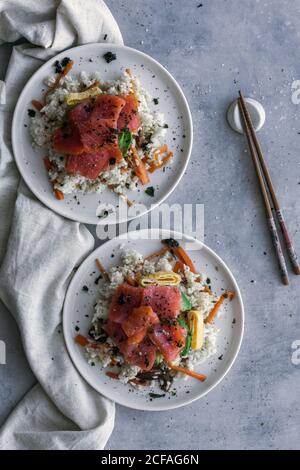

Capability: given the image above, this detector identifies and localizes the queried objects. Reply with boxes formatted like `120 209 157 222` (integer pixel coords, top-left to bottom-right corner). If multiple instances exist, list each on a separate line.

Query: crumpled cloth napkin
0 0 123 451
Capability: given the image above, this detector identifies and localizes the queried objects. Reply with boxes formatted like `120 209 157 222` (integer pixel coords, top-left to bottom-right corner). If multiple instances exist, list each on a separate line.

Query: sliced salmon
122 306 159 338
109 284 143 324
118 94 141 132
126 341 156 371
149 323 187 362
103 320 155 370
53 123 85 155
53 95 125 177
76 95 125 150
142 286 181 319
65 144 121 180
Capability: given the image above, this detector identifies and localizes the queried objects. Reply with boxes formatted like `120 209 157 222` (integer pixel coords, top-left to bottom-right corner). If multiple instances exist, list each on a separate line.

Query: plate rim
11 42 193 225
63 228 245 411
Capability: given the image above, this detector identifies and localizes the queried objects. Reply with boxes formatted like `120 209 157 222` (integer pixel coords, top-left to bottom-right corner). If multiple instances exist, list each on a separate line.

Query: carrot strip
95 258 110 281
204 291 235 324
85 80 100 90
173 261 185 273
54 188 64 200
202 285 212 294
75 335 89 347
45 60 74 101
31 99 44 111
106 371 119 380
172 245 197 274
148 150 173 173
43 157 52 172
167 362 206 382
145 247 169 261
130 147 149 185
125 276 137 286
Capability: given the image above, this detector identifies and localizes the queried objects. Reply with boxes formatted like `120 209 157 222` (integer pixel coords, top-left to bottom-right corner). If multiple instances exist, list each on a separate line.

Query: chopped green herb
153 97 159 105
82 285 89 292
206 277 211 285
27 109 36 117
162 238 179 248
163 123 169 128
118 129 132 156
145 186 155 197
103 51 117 63
54 60 62 73
97 208 113 219
61 57 71 67
149 393 166 399
95 275 102 285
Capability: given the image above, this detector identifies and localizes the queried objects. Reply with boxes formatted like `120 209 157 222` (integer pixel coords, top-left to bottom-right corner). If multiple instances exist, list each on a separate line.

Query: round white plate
63 229 244 411
12 43 193 224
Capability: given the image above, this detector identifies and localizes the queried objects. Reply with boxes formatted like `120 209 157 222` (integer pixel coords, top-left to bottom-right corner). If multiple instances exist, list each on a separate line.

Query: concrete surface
0 0 300 450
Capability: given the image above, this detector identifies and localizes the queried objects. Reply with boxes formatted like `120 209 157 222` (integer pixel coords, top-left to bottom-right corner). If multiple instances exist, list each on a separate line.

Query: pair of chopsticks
238 92 300 285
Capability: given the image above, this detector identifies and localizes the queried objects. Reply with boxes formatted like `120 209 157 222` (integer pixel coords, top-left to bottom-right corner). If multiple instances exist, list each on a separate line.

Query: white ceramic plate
63 229 244 411
12 43 193 224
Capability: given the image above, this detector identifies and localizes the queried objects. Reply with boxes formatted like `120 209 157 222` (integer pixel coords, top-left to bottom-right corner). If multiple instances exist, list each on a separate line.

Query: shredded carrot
148 146 173 173
125 276 137 286
106 371 119 380
85 80 100 90
202 285 212 294
167 362 206 382
145 247 169 261
171 245 197 274
43 157 52 172
54 188 64 200
110 357 119 366
44 60 74 101
148 147 173 173
95 258 110 281
75 334 89 347
31 99 44 111
204 291 235 324
129 147 149 185
173 261 185 273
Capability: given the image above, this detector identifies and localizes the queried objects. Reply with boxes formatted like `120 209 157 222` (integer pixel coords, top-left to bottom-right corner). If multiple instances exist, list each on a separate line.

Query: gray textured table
1 0 300 450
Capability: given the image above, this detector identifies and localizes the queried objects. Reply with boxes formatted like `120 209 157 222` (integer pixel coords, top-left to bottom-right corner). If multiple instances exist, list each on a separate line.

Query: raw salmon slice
103 321 155 370
102 320 135 356
77 95 125 150
53 123 85 155
122 306 159 338
117 94 141 133
53 95 125 170
126 341 156 371
109 284 143 324
65 144 121 180
149 323 187 362
142 286 181 319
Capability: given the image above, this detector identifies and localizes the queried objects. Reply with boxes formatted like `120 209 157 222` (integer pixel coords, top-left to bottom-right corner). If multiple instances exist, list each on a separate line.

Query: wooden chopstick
239 91 300 276
238 98 289 285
